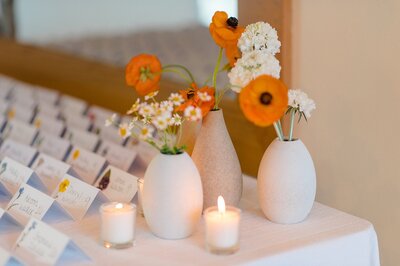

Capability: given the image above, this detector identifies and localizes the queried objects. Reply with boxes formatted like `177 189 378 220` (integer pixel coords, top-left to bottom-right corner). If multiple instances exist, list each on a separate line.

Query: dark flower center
187 89 195 99
226 17 238 29
259 92 273 105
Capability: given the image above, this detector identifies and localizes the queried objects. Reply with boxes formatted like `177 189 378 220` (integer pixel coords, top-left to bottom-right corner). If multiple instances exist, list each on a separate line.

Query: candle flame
217 196 225 214
115 203 123 209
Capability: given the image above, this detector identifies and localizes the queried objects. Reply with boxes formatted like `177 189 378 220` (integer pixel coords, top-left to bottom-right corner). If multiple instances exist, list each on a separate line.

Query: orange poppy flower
176 83 215 117
239 75 288 127
225 43 241 67
125 54 162 96
209 11 244 49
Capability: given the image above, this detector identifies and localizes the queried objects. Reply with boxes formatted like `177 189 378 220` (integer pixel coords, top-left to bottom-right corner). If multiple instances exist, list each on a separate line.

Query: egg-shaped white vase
143 152 203 239
258 139 316 224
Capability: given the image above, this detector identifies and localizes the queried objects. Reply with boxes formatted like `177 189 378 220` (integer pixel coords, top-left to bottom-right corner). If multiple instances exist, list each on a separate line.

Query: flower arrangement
107 10 315 152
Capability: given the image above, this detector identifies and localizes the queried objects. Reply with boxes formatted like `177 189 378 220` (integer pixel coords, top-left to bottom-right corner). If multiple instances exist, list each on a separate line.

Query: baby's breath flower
139 125 154 140
127 99 141 115
228 50 281 92
197 91 212 102
184 106 202 121
105 114 117 127
118 123 132 139
168 93 184 106
144 90 159 100
152 116 168 130
238 22 281 55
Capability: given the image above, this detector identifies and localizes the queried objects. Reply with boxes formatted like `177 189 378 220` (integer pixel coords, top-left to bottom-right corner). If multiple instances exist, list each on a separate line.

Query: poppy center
259 92 273 105
187 89 195 99
226 17 238 29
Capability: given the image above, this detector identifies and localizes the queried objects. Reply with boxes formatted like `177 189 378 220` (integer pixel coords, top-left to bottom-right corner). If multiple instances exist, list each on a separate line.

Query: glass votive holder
100 202 136 249
204 205 241 255
137 178 144 217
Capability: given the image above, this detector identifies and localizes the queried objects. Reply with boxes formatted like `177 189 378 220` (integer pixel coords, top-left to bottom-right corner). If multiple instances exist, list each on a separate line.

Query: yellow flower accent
7 109 15 120
58 179 70 193
34 119 42 128
72 149 80 160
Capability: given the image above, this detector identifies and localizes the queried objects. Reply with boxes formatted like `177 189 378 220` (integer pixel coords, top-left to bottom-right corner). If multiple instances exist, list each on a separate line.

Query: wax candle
100 202 136 249
204 196 241 255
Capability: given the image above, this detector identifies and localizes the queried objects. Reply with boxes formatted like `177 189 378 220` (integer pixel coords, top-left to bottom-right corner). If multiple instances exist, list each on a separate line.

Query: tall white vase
142 152 203 239
258 139 316 224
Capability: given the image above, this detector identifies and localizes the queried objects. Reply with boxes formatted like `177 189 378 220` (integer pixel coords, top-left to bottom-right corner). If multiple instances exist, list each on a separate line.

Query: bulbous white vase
258 139 316 224
143 152 203 239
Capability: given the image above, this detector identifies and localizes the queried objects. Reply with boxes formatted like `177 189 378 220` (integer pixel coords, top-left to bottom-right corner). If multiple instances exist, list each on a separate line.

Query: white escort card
65 147 106 184
0 157 46 196
0 139 37 166
93 123 124 145
32 115 65 136
0 99 10 116
6 183 71 225
3 120 38 146
61 111 91 131
6 104 35 124
94 165 138 203
64 128 100 152
87 105 116 122
31 153 76 192
0 207 22 229
97 141 137 171
36 103 60 119
13 218 89 265
0 115 5 131
53 174 106 220
0 247 23 266
33 133 71 161
59 95 87 115
34 86 59 105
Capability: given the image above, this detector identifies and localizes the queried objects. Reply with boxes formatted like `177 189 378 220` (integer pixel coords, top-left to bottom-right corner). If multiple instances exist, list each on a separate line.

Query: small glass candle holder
204 196 241 255
100 202 136 249
137 178 144 217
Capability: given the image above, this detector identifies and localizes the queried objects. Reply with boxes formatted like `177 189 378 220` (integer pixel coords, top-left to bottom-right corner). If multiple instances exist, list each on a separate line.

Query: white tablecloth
0 175 380 266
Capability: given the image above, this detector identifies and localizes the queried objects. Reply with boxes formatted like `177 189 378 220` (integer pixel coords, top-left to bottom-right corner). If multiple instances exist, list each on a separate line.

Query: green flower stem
289 109 295 141
212 48 224 106
162 69 193 84
162 64 195 84
277 120 284 140
203 63 230 86
273 121 283 141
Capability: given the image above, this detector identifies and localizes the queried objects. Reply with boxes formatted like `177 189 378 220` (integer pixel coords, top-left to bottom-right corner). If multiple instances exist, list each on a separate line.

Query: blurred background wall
292 1 400 265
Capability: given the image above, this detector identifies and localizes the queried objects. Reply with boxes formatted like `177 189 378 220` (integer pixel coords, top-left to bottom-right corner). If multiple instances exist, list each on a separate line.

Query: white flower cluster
288 89 316 119
228 51 281 92
238 22 281 55
229 21 281 93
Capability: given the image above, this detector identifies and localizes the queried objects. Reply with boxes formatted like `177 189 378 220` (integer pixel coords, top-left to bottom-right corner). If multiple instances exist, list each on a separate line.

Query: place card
2 120 38 145
94 165 138 202
13 218 89 265
64 128 100 152
31 153 76 192
0 99 10 116
6 104 35 124
0 115 5 132
53 174 106 220
61 111 92 131
0 139 38 166
127 139 159 166
10 84 35 103
93 123 124 145
0 207 22 229
97 141 137 171
65 147 107 184
59 95 87 114
87 105 116 123
0 157 46 196
32 115 65 136
34 86 59 105
6 183 71 225
35 103 60 119
33 133 71 161
0 247 23 266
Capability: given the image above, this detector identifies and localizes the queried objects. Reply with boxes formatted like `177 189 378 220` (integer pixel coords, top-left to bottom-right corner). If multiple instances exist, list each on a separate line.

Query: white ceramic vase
142 152 203 239
258 139 316 224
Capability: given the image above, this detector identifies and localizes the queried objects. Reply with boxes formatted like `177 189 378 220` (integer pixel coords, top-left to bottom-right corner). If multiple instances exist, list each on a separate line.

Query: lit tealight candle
100 202 136 249
204 196 241 255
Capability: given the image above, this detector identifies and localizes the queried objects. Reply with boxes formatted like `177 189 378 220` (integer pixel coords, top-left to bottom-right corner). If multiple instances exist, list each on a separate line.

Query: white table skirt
0 175 380 266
